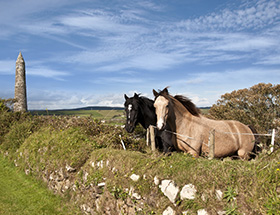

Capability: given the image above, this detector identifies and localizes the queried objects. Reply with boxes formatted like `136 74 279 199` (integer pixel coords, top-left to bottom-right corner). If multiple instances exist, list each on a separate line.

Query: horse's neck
139 99 156 129
170 98 196 130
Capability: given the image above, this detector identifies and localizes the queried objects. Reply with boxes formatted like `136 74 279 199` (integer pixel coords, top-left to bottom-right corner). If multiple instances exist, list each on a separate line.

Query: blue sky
0 0 280 109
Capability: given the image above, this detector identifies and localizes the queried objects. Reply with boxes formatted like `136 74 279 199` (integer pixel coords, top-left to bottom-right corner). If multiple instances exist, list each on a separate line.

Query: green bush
209 83 280 147
18 127 96 171
1 120 34 153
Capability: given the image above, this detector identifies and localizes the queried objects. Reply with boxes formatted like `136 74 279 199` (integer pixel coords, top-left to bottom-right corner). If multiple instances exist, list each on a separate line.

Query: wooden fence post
149 125 156 152
208 129 215 160
146 126 150 146
270 129 275 153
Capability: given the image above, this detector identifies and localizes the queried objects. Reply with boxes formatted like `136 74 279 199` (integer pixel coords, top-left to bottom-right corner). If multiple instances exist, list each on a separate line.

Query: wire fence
147 125 279 155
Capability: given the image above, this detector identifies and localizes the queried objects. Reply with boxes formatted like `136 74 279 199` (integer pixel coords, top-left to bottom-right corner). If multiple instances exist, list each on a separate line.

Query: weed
110 185 128 200
86 170 104 186
223 186 237 203
225 203 239 215
181 199 201 213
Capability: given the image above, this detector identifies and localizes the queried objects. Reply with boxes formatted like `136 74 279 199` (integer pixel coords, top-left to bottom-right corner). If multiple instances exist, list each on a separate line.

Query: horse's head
153 87 171 131
124 93 141 133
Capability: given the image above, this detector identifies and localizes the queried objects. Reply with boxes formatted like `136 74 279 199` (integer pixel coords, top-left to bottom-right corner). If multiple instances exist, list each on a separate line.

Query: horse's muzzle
125 124 135 133
157 118 165 131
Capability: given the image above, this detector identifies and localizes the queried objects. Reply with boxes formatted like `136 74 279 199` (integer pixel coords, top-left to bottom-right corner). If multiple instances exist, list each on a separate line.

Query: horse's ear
162 87 169 94
153 89 159 97
134 93 139 98
124 94 128 100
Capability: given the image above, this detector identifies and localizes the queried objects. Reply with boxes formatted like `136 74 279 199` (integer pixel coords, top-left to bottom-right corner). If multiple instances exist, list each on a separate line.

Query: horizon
0 0 280 109
29 104 212 111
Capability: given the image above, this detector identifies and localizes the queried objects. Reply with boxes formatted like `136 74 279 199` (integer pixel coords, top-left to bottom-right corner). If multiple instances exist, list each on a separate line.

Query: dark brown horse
153 87 256 159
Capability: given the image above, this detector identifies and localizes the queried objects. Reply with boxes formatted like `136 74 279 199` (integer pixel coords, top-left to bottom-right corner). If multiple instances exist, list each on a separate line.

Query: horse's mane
139 96 154 110
155 87 200 117
174 95 200 116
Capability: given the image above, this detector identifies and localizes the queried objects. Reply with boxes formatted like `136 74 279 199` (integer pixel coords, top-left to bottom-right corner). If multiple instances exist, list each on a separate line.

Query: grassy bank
0 155 81 215
0 106 279 214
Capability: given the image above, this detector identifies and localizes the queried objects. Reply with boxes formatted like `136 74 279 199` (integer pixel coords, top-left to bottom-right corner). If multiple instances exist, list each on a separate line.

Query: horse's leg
178 139 200 158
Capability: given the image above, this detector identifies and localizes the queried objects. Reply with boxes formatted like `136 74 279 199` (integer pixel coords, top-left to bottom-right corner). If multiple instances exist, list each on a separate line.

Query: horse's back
202 117 255 158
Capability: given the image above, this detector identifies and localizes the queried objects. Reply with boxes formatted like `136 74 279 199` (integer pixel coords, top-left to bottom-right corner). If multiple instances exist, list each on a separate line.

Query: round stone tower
14 52 27 112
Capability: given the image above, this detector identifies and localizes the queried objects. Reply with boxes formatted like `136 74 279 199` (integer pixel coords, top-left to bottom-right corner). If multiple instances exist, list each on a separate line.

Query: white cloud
28 90 84 109
0 58 70 80
92 76 144 84
27 89 126 110
177 0 280 31
3 0 278 72
28 67 70 80
255 54 280 65
185 68 280 86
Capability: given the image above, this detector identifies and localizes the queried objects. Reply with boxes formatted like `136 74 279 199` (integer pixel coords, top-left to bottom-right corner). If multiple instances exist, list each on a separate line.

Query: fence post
270 129 276 153
146 126 150 146
149 125 156 152
208 129 215 160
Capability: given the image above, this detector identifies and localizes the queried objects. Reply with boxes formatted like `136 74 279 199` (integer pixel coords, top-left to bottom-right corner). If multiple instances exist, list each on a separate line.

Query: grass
0 154 81 215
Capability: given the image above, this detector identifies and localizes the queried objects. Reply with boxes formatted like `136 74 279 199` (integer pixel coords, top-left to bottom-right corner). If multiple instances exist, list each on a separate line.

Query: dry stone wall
14 152 229 215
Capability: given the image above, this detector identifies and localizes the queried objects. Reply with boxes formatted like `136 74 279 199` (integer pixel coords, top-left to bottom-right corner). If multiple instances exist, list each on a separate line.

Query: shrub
18 127 96 171
1 119 34 153
209 83 280 147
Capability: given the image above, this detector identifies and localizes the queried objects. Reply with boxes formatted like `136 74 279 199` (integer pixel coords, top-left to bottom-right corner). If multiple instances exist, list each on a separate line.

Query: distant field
31 107 209 119
31 109 126 124
200 108 210 114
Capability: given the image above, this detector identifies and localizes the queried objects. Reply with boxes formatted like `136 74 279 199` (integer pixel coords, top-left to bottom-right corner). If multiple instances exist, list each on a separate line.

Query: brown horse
153 87 256 159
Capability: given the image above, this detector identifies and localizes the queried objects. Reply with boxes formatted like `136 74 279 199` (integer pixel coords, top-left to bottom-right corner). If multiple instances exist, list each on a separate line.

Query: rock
163 206 175 215
130 173 140 182
97 160 103 168
98 182 106 187
128 186 134 196
132 192 141 200
197 209 208 215
154 176 160 185
65 164 76 172
216 189 223 201
95 198 101 212
80 204 91 213
180 184 197 200
25 169 30 175
111 167 118 173
83 171 89 182
201 193 207 202
63 179 71 191
159 180 179 203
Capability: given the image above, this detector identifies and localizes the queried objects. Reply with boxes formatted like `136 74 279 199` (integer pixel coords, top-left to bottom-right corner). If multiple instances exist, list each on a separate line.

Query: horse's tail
248 125 261 159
